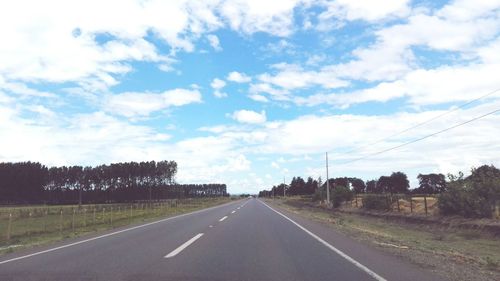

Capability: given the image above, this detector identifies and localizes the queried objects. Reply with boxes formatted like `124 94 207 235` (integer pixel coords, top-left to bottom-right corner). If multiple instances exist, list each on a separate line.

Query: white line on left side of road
258 200 387 281
219 216 228 222
164 233 204 258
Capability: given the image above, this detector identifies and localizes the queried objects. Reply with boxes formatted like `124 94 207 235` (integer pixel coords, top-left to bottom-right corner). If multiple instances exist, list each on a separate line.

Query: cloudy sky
1 0 499 194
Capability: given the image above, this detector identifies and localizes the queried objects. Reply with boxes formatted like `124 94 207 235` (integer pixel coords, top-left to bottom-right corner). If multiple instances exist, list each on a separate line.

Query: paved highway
0 198 445 281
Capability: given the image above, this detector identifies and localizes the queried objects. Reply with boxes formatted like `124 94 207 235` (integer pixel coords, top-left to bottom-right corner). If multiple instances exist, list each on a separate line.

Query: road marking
0 200 243 265
240 200 250 208
219 216 228 222
237 207 240 210
209 225 213 228
231 211 236 214
164 233 204 258
258 200 387 281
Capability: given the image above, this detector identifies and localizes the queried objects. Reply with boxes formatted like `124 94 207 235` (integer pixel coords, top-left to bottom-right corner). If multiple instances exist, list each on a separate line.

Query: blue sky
1 0 499 194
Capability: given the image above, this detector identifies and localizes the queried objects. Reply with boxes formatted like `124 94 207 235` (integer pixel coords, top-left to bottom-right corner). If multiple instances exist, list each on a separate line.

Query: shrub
438 169 500 218
363 194 391 211
312 188 326 202
331 186 353 208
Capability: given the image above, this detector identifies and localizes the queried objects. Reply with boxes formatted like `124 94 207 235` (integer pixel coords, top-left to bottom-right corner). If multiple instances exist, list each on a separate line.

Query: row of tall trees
0 161 227 205
258 170 452 197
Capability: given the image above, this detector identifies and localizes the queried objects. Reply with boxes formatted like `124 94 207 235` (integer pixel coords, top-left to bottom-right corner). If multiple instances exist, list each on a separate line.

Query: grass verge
0 197 231 256
267 197 500 281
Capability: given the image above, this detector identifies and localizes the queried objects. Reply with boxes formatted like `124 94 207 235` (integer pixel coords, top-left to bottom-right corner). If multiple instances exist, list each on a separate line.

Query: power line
338 107 500 165
338 87 500 156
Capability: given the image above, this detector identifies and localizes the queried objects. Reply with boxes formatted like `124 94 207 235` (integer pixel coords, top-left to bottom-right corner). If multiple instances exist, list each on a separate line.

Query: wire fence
345 194 500 219
346 194 439 216
0 198 228 248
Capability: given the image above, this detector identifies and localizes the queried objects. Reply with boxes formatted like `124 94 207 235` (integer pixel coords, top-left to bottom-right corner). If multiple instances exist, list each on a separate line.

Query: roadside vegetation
0 197 231 255
259 164 500 219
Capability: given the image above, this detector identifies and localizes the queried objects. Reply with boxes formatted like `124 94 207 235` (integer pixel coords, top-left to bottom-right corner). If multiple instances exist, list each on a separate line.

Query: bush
363 194 391 211
438 174 499 218
331 186 353 208
312 188 326 202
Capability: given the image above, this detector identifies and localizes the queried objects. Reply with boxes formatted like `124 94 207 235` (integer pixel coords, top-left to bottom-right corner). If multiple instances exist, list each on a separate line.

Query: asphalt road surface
0 198 445 281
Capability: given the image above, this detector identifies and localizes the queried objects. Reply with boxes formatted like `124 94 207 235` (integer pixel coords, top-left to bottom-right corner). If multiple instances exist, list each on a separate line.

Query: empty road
0 199 444 281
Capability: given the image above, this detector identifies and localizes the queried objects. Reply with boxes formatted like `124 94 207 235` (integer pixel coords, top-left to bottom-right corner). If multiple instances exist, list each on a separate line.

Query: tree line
258 165 498 197
258 165 500 218
0 161 228 205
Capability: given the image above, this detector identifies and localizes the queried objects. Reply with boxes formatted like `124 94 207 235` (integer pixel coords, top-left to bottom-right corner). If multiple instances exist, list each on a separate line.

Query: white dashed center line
164 233 204 259
219 216 228 222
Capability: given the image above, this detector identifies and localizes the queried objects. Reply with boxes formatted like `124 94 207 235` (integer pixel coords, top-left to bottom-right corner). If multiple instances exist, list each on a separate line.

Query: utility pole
326 152 330 206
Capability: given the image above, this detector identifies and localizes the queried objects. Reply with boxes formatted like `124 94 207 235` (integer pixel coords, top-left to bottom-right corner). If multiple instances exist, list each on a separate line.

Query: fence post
397 196 400 212
28 212 32 238
43 209 47 232
83 208 87 228
6 213 12 241
424 196 428 216
93 208 96 227
410 196 413 213
110 207 113 226
59 209 63 234
102 208 105 224
129 205 133 223
495 201 499 219
355 196 358 208
72 208 75 232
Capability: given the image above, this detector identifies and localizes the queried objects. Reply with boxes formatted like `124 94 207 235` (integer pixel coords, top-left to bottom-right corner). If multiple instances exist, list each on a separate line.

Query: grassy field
0 197 231 255
268 197 500 281
347 194 439 215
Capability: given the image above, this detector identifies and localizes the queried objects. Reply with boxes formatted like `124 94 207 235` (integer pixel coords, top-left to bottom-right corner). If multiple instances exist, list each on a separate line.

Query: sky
1 0 499 194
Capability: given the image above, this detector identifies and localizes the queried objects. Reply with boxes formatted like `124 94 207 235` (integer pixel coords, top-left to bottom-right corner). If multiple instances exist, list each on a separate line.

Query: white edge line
258 200 387 281
164 233 204 258
219 216 228 222
0 200 242 265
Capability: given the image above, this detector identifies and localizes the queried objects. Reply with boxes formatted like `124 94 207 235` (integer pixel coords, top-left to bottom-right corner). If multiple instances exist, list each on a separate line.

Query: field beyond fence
0 197 230 252
343 194 500 219
347 194 439 216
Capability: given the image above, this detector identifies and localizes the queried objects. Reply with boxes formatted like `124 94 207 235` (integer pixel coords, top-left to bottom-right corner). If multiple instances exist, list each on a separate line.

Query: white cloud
227 71 251 83
206 34 222 51
0 0 308 90
296 60 500 108
250 0 500 107
218 0 303 36
316 0 411 31
249 83 290 101
105 88 202 117
230 109 267 124
213 91 228 98
258 63 348 90
249 94 269 103
211 78 226 89
211 78 227 98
